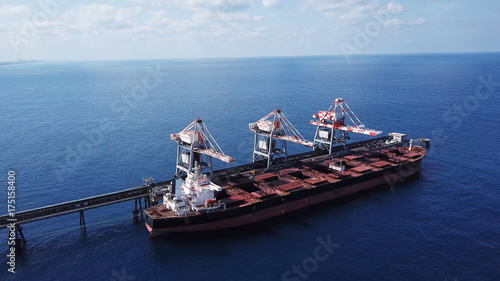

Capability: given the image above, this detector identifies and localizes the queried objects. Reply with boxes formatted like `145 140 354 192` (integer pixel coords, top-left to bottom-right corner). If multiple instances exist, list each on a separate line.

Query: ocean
0 54 499 281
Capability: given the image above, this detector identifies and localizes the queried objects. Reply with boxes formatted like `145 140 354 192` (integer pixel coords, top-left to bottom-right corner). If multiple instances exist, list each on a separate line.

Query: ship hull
146 157 423 236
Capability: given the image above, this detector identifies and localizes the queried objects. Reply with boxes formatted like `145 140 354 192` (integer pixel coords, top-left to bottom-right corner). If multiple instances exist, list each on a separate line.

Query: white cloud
61 4 138 34
247 26 269 37
385 18 402 26
411 18 426 25
152 0 252 12
219 12 253 21
19 0 262 48
304 0 380 22
338 11 369 20
254 26 269 32
0 5 31 18
262 0 283 9
125 2 264 42
307 0 377 11
386 2 403 13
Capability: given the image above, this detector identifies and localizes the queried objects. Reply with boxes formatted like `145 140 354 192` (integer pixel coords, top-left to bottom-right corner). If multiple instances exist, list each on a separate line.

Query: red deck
351 165 373 173
255 173 279 182
371 160 392 168
220 195 246 206
345 155 363 160
277 182 303 191
403 152 421 158
145 146 427 224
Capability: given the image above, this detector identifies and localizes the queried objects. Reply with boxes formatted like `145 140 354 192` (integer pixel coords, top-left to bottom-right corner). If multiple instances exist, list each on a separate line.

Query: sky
1 0 499 61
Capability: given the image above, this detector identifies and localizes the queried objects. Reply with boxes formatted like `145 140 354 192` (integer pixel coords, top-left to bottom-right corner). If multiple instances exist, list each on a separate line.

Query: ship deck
145 145 426 220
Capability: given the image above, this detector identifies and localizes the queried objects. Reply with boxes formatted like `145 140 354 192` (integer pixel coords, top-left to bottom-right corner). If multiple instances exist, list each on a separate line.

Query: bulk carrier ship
145 98 427 236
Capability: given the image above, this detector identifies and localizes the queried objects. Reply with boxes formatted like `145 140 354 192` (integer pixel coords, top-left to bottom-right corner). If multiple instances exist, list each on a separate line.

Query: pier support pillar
139 198 144 218
14 225 26 248
133 197 146 222
134 198 144 212
79 211 86 226
133 199 140 222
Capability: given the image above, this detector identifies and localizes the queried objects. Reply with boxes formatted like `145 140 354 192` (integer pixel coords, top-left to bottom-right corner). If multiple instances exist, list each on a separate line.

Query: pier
1 179 172 246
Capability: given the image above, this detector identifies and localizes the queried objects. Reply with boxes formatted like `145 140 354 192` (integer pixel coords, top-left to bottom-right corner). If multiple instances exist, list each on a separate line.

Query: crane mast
249 109 314 168
311 98 382 155
171 118 234 179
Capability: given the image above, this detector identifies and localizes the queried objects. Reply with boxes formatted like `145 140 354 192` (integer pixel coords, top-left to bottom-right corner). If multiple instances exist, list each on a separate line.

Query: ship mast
249 109 314 168
310 98 382 155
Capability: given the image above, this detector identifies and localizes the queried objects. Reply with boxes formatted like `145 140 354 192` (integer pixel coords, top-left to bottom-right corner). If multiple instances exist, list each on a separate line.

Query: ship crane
166 119 235 216
249 109 315 168
310 98 382 155
171 118 235 179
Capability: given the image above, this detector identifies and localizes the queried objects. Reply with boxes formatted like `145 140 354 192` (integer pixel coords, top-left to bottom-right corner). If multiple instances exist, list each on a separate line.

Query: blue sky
1 0 499 61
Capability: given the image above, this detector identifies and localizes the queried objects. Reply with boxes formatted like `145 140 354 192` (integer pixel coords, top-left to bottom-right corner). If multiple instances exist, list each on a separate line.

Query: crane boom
171 119 234 163
310 121 380 136
311 98 381 135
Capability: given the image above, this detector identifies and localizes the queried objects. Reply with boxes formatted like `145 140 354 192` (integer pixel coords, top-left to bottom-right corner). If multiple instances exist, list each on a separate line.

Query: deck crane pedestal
310 98 382 155
249 109 314 168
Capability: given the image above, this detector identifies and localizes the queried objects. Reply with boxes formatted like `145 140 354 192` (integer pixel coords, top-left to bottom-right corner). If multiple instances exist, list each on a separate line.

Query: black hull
146 157 423 235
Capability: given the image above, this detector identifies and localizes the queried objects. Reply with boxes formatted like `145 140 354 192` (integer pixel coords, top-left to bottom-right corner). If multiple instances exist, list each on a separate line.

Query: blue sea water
0 53 499 281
